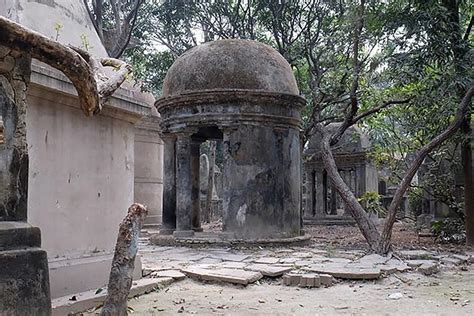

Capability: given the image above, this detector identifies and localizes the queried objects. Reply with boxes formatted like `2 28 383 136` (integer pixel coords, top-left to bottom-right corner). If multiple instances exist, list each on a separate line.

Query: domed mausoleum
156 39 305 239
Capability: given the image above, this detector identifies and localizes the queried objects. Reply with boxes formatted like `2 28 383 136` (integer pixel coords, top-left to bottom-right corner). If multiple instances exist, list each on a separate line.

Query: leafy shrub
431 218 465 244
359 191 387 217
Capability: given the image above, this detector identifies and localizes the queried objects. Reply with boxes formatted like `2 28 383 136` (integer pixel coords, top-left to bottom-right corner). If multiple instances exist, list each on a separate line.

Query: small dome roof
161 39 299 98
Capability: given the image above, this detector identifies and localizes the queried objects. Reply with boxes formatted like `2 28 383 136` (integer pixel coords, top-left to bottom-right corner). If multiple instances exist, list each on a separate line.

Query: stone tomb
303 124 378 225
156 39 305 240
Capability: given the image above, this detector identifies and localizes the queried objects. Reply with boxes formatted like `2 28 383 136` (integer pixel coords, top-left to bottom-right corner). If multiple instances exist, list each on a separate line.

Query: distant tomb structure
156 39 305 239
303 124 378 225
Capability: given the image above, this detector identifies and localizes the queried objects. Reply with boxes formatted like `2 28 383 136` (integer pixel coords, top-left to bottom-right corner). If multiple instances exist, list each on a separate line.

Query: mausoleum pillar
161 135 176 234
304 168 315 218
314 169 325 217
191 139 202 232
173 134 194 237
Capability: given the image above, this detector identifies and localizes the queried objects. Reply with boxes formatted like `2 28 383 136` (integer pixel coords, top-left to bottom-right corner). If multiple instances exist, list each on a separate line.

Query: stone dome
161 39 300 98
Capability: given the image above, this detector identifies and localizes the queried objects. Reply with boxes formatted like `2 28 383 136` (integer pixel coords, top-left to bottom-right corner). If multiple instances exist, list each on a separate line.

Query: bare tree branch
0 16 131 116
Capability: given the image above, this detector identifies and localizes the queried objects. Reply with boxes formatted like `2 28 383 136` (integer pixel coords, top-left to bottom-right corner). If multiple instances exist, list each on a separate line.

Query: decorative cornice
155 89 305 110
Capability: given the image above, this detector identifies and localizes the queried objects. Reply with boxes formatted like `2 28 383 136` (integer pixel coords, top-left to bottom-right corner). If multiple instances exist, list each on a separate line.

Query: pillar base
173 230 195 238
0 222 51 315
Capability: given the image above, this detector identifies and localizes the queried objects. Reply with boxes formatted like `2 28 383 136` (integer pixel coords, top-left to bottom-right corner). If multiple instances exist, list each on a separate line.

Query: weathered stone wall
222 125 301 238
25 62 147 297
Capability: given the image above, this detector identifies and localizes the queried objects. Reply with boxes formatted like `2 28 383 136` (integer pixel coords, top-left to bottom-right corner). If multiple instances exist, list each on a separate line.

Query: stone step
51 277 174 316
182 267 263 285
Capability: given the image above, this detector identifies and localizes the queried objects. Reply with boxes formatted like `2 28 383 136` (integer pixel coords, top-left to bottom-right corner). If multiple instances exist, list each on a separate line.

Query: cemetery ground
74 222 474 315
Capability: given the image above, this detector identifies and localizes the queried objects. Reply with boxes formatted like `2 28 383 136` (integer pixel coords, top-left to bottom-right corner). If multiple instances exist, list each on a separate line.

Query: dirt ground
305 222 468 251
83 221 473 315
125 270 474 315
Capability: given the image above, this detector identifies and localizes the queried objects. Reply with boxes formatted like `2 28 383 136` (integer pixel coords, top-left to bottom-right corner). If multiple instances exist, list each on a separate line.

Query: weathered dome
161 39 299 98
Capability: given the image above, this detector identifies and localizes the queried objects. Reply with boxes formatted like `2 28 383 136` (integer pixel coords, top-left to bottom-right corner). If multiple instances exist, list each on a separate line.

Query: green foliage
123 1 472 232
358 191 387 217
431 218 466 244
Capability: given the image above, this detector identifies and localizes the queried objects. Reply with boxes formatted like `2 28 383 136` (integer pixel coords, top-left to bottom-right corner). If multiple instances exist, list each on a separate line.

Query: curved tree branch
0 16 132 116
378 85 474 253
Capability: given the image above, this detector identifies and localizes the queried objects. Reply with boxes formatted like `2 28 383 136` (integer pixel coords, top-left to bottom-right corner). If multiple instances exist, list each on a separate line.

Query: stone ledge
51 277 174 316
150 232 311 248
0 221 41 250
29 60 152 123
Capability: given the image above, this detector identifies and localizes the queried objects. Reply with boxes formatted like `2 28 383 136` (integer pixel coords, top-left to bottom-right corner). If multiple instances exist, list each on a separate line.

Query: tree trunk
101 203 147 316
463 120 474 245
379 86 474 254
317 125 382 251
205 141 216 223
440 0 472 245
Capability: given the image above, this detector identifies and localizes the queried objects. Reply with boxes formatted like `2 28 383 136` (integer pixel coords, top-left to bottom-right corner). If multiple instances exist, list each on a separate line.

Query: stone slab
299 274 320 288
51 277 174 316
398 250 435 260
451 254 471 263
182 268 263 285
254 257 280 264
440 257 462 266
151 270 186 280
357 254 390 266
208 253 250 262
283 273 301 286
417 262 439 275
292 252 313 258
218 262 248 269
319 274 334 286
379 259 410 273
307 264 381 280
245 264 292 277
406 260 436 268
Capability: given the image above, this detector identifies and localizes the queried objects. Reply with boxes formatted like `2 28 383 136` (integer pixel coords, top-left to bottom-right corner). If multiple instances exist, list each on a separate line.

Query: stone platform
304 216 356 226
149 231 311 248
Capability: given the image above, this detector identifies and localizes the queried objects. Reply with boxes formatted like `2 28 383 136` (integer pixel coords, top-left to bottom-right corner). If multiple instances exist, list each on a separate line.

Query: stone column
173 134 194 237
303 168 315 219
134 115 163 229
314 169 325 217
343 168 355 216
191 140 202 232
160 136 176 235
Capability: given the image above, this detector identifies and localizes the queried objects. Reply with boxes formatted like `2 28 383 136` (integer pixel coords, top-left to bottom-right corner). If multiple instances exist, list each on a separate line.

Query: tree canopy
118 0 473 252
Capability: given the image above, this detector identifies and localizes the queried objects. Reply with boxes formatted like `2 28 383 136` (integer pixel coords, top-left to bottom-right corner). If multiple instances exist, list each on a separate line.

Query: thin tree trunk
379 86 474 254
463 123 474 245
317 125 382 250
205 141 216 223
101 203 147 316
